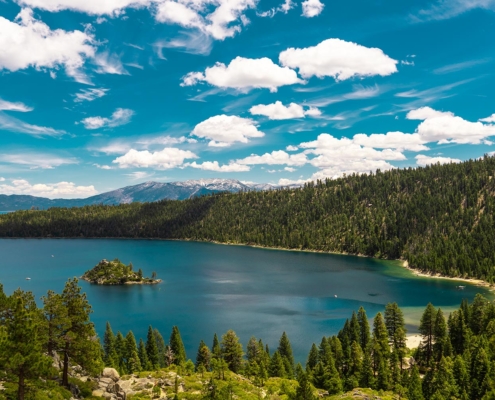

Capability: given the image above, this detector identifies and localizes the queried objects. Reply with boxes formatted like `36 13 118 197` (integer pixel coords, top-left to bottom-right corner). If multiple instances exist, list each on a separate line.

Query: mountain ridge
0 179 278 211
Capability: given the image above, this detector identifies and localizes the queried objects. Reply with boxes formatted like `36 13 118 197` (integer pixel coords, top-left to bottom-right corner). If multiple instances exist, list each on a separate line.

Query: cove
0 238 492 362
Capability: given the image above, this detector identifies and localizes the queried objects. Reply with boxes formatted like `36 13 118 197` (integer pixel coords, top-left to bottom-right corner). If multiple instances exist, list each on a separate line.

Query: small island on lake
81 258 161 285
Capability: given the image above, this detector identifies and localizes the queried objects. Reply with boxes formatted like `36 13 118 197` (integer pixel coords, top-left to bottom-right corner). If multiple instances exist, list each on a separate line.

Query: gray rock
103 368 120 382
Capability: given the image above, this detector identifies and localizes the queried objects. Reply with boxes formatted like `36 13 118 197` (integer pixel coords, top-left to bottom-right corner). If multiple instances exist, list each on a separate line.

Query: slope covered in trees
1 156 495 281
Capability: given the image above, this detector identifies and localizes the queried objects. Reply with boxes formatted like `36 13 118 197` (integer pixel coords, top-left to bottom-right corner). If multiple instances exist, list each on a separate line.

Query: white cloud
93 164 114 170
0 153 78 169
191 115 264 147
74 88 109 102
136 136 197 147
188 161 250 172
237 150 307 166
415 154 461 166
480 113 495 123
113 147 197 169
310 159 396 180
0 8 96 82
81 108 134 130
182 57 304 92
406 107 495 144
0 177 4 182
94 52 129 75
14 0 153 16
258 0 294 17
0 112 64 136
0 179 97 199
411 0 495 22
0 98 33 112
286 145 299 151
279 38 398 81
353 132 429 152
125 171 154 180
301 0 324 17
249 101 320 120
284 167 296 172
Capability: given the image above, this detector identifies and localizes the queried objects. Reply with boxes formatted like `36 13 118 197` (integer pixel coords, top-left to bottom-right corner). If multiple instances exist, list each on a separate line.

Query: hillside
0 179 276 211
1 156 495 281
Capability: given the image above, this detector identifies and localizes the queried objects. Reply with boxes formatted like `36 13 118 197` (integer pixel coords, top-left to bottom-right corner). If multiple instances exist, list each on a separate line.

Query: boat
456 285 466 290
26 277 31 280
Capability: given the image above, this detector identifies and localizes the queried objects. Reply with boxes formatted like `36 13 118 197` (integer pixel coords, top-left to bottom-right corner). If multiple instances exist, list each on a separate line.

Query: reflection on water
0 239 491 361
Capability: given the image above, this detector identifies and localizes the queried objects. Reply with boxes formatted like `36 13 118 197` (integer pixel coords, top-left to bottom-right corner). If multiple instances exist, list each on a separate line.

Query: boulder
103 368 120 382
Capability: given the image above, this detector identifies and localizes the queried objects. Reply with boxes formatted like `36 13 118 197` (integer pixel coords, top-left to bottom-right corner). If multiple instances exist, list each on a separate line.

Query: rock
99 377 114 387
103 368 120 382
93 389 105 397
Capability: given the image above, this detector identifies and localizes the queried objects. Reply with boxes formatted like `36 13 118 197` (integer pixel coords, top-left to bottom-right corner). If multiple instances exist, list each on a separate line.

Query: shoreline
3 236 493 291
80 277 162 286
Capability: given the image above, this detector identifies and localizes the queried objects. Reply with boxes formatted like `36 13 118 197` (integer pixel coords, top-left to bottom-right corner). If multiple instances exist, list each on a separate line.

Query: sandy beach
406 334 422 349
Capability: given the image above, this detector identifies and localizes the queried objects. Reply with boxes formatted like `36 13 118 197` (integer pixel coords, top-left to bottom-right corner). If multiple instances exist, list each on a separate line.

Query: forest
1 156 495 282
1 278 495 399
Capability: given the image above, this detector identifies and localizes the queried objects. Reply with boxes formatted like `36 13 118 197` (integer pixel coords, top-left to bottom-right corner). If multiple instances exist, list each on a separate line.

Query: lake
0 239 491 362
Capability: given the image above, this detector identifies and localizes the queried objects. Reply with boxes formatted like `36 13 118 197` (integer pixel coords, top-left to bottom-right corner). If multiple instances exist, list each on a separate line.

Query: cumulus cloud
301 0 324 17
0 179 97 199
480 113 495 123
188 161 250 172
81 108 134 130
191 115 264 147
279 38 398 81
0 8 96 82
0 153 77 169
14 0 153 16
112 147 197 169
310 159 397 180
0 177 5 182
181 57 304 92
237 150 307 166
406 107 495 144
286 145 299 151
74 88 109 102
0 98 33 112
249 101 321 120
353 132 429 152
0 112 64 136
415 154 462 166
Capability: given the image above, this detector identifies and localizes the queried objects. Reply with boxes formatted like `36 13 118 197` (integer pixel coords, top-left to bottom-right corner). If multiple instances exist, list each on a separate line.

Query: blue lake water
0 239 491 361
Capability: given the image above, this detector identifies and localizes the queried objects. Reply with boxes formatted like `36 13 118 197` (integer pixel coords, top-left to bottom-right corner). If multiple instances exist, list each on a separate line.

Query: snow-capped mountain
0 179 279 211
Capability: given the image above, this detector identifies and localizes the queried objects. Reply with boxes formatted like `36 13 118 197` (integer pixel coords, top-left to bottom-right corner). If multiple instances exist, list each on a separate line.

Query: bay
0 238 491 361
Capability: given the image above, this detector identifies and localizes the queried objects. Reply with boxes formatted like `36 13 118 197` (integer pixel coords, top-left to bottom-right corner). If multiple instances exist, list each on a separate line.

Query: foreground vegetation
1 157 495 282
1 279 495 399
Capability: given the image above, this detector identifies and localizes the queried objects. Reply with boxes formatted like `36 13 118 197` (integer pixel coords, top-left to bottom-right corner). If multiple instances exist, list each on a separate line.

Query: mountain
0 179 277 211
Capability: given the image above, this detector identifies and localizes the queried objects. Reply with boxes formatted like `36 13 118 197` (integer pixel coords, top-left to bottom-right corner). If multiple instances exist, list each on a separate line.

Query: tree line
2 278 495 399
1 156 495 282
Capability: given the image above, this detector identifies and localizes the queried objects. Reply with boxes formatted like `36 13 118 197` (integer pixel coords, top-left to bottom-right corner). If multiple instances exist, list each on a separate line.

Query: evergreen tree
247 336 260 363
294 371 316 400
372 312 389 376
145 326 160 369
419 303 436 366
170 326 187 365
125 331 141 373
221 330 244 373
360 343 375 389
306 343 319 371
349 312 361 346
59 278 101 387
433 308 449 362
41 290 69 357
453 355 469 399
428 356 458 400
357 306 371 351
212 333 221 359
196 340 211 370
384 302 407 368
115 331 127 373
103 322 118 368
408 365 424 400
138 338 151 371
278 332 295 377
269 351 286 378
154 329 167 368
0 297 52 400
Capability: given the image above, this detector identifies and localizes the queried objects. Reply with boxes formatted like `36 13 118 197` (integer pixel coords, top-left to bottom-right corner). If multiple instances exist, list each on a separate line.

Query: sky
0 0 495 198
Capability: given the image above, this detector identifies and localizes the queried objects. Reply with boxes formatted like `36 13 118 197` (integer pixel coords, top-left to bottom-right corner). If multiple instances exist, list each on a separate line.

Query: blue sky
0 0 495 198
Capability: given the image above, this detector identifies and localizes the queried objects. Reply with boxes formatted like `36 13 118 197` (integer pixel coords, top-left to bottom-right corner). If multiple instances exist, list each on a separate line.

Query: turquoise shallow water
0 239 491 361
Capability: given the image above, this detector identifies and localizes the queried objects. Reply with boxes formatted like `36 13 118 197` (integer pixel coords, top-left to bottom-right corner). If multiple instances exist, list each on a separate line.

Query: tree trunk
62 343 70 387
17 370 25 400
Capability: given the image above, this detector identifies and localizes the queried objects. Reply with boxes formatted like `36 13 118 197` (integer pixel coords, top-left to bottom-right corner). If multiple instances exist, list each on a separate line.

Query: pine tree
221 330 244 373
103 322 118 368
306 343 319 371
360 343 375 389
196 340 211 370
59 278 101 387
269 351 286 378
212 333 221 359
154 329 167 367
428 356 458 399
294 371 316 400
125 331 141 373
278 332 295 377
170 326 187 365
433 308 449 362
115 331 127 373
0 297 52 400
247 336 260 363
41 290 69 357
372 312 389 376
408 365 424 400
146 325 160 369
419 303 436 366
384 302 407 369
357 306 371 351
138 338 151 371
453 355 469 399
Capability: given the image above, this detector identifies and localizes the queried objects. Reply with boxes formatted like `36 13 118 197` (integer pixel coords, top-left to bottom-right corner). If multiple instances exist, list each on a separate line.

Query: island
81 258 161 285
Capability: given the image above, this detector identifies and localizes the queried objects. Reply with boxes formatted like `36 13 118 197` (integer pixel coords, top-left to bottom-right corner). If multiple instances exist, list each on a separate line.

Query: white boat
26 277 31 280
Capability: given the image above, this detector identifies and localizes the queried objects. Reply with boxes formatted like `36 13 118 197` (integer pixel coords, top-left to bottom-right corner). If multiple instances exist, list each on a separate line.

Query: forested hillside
1 156 495 282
